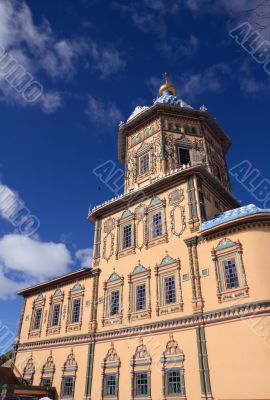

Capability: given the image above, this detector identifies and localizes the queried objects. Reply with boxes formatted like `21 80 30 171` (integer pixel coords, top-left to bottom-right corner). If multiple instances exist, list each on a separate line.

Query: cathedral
6 75 270 399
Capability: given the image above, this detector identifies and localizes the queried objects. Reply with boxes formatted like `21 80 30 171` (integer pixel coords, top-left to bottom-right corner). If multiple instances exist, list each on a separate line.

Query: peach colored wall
206 316 270 399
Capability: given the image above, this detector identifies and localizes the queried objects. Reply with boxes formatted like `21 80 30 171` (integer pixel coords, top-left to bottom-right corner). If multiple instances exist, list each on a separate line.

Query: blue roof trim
201 204 270 231
132 264 147 275
216 238 236 250
160 255 176 266
53 289 63 297
108 272 121 282
121 209 132 219
149 197 162 207
71 283 83 292
154 92 193 109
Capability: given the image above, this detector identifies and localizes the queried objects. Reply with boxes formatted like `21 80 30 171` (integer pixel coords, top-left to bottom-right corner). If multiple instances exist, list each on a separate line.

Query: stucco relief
169 189 186 238
102 218 115 262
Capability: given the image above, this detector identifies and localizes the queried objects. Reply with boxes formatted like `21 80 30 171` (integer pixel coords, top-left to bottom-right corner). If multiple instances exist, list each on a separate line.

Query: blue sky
0 0 269 342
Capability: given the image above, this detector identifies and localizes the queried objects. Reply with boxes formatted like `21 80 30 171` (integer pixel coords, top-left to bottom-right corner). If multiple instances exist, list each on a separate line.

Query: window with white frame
103 272 124 326
122 223 132 249
128 264 151 322
61 350 77 399
29 294 45 338
155 255 183 316
161 334 186 399
152 210 163 238
131 339 151 400
147 197 167 246
101 343 120 400
66 283 84 332
211 238 249 303
47 289 64 335
139 152 150 175
117 210 135 258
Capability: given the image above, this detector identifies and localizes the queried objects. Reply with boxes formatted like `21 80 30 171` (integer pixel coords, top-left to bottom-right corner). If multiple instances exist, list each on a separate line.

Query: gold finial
159 72 176 97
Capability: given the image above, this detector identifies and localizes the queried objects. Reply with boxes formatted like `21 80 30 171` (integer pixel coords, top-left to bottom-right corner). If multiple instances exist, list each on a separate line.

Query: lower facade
14 305 270 400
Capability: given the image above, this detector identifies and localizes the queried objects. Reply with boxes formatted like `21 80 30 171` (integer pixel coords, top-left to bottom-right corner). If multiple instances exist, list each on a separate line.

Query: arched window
61 349 78 399
101 343 121 399
29 294 45 338
23 354 35 385
128 263 151 322
161 334 186 399
40 351 55 387
131 338 151 399
66 282 84 332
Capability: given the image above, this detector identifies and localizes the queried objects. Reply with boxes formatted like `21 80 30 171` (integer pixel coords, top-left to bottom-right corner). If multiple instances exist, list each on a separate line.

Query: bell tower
118 74 237 224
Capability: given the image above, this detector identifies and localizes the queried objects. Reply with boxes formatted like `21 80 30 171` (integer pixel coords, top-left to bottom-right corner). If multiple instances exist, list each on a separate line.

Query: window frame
138 152 150 176
103 272 124 326
212 238 249 303
101 343 120 400
177 147 191 167
47 289 64 335
29 294 45 338
155 256 183 316
66 283 84 332
128 264 151 322
134 371 149 397
117 210 135 259
146 197 168 248
61 375 75 398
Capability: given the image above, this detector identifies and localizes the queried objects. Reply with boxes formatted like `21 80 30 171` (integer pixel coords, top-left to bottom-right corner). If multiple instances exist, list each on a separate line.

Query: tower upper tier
118 74 232 195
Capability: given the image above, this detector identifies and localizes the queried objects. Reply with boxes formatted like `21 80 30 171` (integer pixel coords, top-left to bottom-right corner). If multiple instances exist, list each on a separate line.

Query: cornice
88 165 239 223
17 268 101 297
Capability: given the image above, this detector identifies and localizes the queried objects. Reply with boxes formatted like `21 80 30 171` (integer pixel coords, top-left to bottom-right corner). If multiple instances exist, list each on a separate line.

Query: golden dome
159 72 176 96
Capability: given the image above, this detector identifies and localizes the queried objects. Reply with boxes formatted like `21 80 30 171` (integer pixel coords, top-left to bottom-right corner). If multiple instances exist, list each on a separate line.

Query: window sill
102 315 123 327
117 247 135 259
66 322 82 332
46 326 61 335
157 302 183 316
28 329 41 338
129 309 151 322
146 234 168 249
218 286 249 303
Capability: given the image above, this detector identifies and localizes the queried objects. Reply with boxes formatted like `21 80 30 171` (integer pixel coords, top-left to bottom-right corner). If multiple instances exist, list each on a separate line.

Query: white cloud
86 95 123 128
75 248 92 268
177 64 231 101
0 234 72 300
89 43 126 79
0 0 125 113
0 234 72 278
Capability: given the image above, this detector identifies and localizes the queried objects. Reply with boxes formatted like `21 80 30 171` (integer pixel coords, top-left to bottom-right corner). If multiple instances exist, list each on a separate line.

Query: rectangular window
110 290 120 316
104 374 117 397
135 372 149 397
122 223 132 249
152 211 163 238
136 284 146 311
62 376 74 397
71 298 81 323
139 153 150 175
178 148 190 166
41 377 52 388
33 308 42 330
165 276 176 304
223 258 239 289
166 369 182 395
52 303 61 326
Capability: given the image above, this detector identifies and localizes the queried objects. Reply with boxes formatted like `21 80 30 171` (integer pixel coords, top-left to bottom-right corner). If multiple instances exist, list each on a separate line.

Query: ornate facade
13 75 270 399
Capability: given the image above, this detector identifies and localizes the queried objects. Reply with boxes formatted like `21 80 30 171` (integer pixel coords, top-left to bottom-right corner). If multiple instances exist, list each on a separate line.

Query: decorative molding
17 301 270 350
